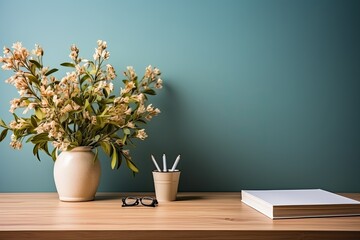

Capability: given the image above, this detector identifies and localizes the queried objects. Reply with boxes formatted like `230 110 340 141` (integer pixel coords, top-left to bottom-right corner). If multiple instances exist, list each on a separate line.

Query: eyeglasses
122 196 158 207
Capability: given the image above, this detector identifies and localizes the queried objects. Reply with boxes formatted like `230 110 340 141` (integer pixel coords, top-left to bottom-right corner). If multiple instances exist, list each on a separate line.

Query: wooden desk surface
1 192 360 240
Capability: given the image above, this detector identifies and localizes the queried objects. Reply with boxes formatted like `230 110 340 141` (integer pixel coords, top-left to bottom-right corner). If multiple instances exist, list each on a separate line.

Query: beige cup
152 170 181 202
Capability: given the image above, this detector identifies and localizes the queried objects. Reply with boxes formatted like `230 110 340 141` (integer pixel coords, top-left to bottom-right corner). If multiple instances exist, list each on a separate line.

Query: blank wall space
0 0 359 192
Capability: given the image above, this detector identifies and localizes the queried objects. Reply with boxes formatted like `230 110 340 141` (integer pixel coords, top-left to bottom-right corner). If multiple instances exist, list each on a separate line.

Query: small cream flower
125 81 136 91
3 46 10 54
155 78 163 89
136 129 148 140
93 49 101 60
106 64 116 80
41 76 48 86
9 98 21 113
126 66 137 79
133 93 145 103
60 103 73 114
12 42 23 51
146 104 154 112
125 107 132 115
9 120 17 129
33 44 43 56
103 51 110 59
127 121 135 128
97 40 107 49
71 44 79 52
22 102 37 114
1 62 13 70
91 116 97 125
69 51 78 61
137 104 146 114
83 111 90 120
153 67 161 76
52 95 62 106
10 139 22 149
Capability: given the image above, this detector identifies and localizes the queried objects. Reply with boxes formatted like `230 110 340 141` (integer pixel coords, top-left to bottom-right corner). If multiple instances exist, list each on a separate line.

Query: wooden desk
0 192 359 239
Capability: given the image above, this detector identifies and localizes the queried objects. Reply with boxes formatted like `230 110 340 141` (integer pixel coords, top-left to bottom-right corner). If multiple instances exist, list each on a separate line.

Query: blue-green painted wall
0 0 359 192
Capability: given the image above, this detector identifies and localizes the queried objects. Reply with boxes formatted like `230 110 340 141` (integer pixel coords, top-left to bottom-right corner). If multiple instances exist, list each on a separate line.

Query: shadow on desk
176 196 205 201
94 193 205 202
94 194 122 201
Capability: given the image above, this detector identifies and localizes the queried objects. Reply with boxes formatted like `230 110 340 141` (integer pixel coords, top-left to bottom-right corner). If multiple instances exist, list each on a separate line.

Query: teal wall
0 0 359 192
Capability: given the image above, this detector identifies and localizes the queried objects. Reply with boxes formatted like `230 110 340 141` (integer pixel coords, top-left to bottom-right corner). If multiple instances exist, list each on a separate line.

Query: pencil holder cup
152 170 181 202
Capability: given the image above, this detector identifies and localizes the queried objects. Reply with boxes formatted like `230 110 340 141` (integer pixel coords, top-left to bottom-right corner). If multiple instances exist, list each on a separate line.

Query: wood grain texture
1 192 360 240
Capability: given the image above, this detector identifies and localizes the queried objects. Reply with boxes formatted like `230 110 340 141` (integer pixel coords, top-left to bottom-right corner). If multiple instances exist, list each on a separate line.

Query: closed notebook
241 189 360 219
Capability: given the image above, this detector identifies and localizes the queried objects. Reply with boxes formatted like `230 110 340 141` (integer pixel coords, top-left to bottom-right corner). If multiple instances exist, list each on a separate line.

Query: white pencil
162 153 167 172
151 155 161 172
170 155 181 171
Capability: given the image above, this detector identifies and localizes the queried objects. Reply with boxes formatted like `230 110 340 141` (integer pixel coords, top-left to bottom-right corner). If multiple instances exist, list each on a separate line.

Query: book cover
241 189 360 219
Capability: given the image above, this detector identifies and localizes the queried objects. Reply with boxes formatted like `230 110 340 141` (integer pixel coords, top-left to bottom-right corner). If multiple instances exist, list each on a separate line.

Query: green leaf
72 97 83 106
116 148 122 169
59 113 69 123
26 74 40 85
126 158 139 173
12 113 19 121
80 74 90 85
29 59 42 69
93 148 99 163
84 99 90 110
35 108 45 120
30 133 49 144
32 144 41 161
0 118 7 128
142 89 156 95
75 131 82 144
122 134 127 146
103 89 109 98
41 142 51 156
35 151 41 161
30 116 38 127
45 68 58 76
136 119 147 124
30 63 36 75
33 143 39 155
0 129 8 142
123 128 130 135
110 144 118 169
60 62 75 68
87 61 96 68
100 142 111 156
51 148 57 161
96 116 105 128
93 135 100 142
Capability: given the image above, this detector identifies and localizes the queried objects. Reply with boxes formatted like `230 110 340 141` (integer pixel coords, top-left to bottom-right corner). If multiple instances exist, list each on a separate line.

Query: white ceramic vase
54 146 101 202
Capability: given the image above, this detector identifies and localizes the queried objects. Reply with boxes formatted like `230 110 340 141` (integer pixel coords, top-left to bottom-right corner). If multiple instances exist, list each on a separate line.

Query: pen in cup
151 153 181 172
162 153 167 172
151 155 161 172
170 155 181 171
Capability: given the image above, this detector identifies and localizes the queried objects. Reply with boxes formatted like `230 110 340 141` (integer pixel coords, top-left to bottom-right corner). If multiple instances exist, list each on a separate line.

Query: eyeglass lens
141 197 157 206
122 196 158 207
123 196 138 206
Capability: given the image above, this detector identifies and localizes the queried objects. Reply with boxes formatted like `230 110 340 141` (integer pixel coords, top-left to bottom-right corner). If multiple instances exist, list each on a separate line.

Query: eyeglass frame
121 196 158 207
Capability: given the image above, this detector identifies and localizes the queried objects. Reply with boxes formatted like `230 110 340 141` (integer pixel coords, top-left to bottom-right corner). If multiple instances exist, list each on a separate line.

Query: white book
241 189 360 219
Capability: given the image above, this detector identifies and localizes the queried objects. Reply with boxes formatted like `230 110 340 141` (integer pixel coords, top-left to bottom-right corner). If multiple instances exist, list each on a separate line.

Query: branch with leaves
0 41 163 174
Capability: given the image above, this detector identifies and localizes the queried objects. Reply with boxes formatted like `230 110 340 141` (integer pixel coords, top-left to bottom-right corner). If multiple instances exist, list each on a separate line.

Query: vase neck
69 146 93 152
